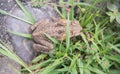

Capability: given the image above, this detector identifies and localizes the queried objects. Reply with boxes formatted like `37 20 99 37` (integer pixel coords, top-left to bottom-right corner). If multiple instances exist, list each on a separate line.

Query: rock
0 0 15 23
0 0 15 44
0 55 21 74
5 3 58 63
0 0 21 74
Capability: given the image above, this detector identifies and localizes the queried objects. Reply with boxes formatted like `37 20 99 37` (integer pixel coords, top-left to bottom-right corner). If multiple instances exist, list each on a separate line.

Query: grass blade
8 30 32 39
70 57 78 74
80 32 90 49
108 43 120 54
38 58 63 74
88 66 105 74
31 54 47 63
43 32 59 44
0 9 33 24
54 6 65 19
105 54 120 64
15 0 35 24
23 59 52 71
78 59 84 74
66 12 70 52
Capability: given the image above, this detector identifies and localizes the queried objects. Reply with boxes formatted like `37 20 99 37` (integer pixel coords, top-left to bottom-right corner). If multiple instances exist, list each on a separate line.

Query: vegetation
0 0 120 74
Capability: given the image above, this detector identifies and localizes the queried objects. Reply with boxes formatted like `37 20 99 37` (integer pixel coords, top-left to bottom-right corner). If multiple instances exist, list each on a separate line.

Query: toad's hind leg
33 42 53 53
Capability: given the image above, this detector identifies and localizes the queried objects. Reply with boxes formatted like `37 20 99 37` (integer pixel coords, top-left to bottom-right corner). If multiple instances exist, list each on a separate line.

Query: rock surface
0 0 15 44
5 3 58 63
0 55 21 74
0 0 21 74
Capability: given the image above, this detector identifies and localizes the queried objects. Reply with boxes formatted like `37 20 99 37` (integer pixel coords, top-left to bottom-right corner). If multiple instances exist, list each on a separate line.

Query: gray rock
0 0 21 74
5 3 58 63
0 0 15 44
0 0 15 24
0 56 21 74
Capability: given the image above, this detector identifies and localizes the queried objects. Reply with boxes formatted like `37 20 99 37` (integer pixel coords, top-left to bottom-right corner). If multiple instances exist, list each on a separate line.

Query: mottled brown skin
31 18 82 53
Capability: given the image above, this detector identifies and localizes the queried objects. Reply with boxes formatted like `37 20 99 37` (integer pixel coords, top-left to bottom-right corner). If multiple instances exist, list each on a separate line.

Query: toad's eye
56 23 64 27
58 30 64 34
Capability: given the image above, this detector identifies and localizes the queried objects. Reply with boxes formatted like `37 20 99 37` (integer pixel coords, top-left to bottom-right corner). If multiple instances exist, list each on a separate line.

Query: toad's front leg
33 40 54 53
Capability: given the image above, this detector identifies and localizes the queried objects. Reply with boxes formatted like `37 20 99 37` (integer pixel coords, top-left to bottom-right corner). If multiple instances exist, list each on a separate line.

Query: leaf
108 43 120 54
8 30 32 39
66 13 70 51
84 69 91 74
43 32 59 44
70 56 78 74
106 12 115 22
69 0 74 20
109 69 120 74
0 9 9 15
46 70 60 74
107 2 118 12
80 32 90 49
0 9 33 24
110 15 116 23
24 59 52 71
38 58 63 74
98 57 111 71
116 13 120 24
88 66 105 74
105 54 120 64
54 6 65 19
15 0 35 24
78 59 84 74
56 67 69 72
31 54 47 63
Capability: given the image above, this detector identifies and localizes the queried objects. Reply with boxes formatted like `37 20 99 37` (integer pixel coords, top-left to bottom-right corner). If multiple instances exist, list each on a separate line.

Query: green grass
0 0 120 74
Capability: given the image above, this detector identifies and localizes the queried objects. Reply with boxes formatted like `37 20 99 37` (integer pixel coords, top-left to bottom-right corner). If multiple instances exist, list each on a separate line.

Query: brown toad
31 18 82 53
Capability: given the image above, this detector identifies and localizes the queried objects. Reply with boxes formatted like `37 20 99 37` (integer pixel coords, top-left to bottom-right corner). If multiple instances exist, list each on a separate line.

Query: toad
31 18 82 53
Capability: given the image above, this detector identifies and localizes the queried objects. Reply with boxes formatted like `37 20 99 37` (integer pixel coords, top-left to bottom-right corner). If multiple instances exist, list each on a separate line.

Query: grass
0 0 120 74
